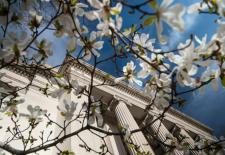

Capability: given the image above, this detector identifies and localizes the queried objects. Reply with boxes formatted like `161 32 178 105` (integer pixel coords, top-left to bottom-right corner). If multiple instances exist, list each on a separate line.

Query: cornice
167 108 213 135
5 63 58 79
59 56 214 135
59 56 152 103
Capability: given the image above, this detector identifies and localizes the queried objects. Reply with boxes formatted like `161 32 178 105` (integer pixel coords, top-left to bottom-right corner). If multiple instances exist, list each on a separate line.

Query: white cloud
162 13 199 50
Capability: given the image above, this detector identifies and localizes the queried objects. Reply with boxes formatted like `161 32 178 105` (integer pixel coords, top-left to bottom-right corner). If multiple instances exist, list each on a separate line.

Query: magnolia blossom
67 37 77 52
187 2 208 14
50 77 66 97
72 3 88 17
200 67 220 91
217 0 225 17
57 100 77 121
167 40 198 87
154 0 185 44
144 73 171 109
210 21 225 56
194 137 210 155
195 34 207 50
77 31 104 60
96 16 122 36
86 0 122 21
54 12 88 38
115 61 142 86
50 78 83 98
34 39 52 59
20 105 47 124
0 98 25 116
28 11 43 30
132 33 155 58
138 54 169 79
85 0 122 35
1 31 28 61
133 33 155 50
144 85 170 110
138 60 156 79
84 97 103 126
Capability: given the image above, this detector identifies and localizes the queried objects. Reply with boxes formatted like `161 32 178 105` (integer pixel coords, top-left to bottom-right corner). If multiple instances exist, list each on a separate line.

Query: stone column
179 128 199 155
114 100 155 155
150 116 183 155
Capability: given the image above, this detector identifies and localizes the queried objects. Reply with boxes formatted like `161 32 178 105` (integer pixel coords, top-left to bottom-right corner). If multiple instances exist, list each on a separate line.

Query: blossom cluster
0 0 225 154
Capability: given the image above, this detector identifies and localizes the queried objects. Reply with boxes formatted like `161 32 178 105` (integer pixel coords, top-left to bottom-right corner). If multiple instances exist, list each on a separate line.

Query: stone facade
0 58 217 155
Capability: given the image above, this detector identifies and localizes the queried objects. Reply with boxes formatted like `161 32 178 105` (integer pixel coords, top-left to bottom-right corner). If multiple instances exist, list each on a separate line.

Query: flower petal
93 41 104 50
88 0 102 9
114 77 126 83
160 0 173 8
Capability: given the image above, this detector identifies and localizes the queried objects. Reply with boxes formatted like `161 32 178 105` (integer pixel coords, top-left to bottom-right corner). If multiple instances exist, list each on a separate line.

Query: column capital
108 95 131 111
114 95 132 106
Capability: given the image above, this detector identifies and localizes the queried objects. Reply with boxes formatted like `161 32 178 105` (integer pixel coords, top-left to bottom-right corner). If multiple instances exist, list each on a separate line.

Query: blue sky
44 0 225 137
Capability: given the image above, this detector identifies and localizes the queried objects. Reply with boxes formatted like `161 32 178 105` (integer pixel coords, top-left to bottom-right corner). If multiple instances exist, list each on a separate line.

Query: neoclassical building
0 57 218 155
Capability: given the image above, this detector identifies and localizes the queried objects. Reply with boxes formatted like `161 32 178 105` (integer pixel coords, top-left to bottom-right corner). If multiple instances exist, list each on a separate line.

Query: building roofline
59 56 214 135
2 56 214 135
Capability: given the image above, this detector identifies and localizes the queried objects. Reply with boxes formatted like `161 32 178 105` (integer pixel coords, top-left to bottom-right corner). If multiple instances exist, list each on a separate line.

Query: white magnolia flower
154 0 185 44
77 31 104 60
54 2 88 37
115 61 142 86
51 88 67 98
138 54 169 79
54 13 88 38
211 21 225 56
72 80 85 96
138 61 156 79
72 3 88 17
20 105 47 123
86 0 122 36
1 31 28 61
167 40 199 87
155 94 170 110
84 96 103 126
85 0 122 21
194 137 209 155
217 0 225 17
96 15 122 36
133 33 155 50
132 33 155 58
138 58 160 79
50 78 83 98
67 37 77 52
34 39 52 58
187 2 208 14
0 98 25 116
201 67 220 91
195 34 208 54
57 100 77 121
29 11 43 29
